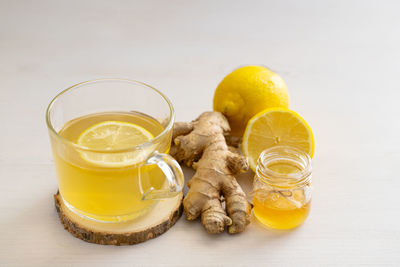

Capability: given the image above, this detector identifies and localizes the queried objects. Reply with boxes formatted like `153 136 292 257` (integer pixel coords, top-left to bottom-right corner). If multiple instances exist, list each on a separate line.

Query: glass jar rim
256 146 312 188
45 78 175 153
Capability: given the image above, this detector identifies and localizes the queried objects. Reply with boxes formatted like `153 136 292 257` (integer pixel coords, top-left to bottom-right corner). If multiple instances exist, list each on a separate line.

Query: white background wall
1 0 399 266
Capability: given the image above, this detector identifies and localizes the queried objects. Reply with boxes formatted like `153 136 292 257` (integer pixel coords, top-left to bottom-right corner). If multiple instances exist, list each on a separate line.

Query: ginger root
170 112 251 234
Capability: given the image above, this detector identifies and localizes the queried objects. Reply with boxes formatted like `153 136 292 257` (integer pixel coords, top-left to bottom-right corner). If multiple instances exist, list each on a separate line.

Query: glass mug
46 79 184 223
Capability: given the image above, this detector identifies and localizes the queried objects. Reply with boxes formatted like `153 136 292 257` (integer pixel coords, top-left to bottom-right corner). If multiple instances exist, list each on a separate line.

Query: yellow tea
52 111 169 222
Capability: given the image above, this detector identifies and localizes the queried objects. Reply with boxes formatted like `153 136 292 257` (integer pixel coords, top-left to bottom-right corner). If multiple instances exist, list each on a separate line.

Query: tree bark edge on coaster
54 191 183 245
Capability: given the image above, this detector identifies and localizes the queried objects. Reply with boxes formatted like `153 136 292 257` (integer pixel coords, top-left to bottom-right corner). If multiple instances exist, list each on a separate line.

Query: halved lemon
242 108 314 172
77 121 154 167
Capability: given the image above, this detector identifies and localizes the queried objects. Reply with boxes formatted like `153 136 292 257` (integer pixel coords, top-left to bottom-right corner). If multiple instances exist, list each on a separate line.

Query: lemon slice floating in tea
242 108 314 172
77 121 154 167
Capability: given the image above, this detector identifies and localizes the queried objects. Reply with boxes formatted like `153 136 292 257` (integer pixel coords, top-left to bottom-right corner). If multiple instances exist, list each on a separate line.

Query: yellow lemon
213 65 289 136
242 108 314 172
77 121 153 167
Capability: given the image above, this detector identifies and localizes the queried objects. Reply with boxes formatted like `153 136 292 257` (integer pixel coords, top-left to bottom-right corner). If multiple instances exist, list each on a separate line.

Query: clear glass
252 146 312 230
46 79 184 223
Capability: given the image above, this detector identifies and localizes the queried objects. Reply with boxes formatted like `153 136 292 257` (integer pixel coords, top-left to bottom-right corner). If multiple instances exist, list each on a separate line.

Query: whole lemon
213 65 289 136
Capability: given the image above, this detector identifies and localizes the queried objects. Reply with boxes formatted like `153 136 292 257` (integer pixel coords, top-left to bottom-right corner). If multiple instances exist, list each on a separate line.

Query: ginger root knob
170 112 251 234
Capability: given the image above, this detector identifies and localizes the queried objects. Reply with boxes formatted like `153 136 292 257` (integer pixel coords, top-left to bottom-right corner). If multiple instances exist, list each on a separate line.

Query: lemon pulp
77 121 154 167
242 107 314 172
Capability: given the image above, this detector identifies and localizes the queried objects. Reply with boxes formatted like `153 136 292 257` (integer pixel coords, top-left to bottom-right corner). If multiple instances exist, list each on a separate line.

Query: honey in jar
252 146 312 230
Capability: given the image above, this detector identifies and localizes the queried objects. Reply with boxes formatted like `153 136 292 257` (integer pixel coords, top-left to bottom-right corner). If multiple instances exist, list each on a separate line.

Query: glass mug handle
141 152 184 200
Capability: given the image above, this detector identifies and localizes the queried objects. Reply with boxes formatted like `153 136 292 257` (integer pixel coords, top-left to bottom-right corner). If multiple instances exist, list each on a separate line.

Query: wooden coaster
54 191 183 245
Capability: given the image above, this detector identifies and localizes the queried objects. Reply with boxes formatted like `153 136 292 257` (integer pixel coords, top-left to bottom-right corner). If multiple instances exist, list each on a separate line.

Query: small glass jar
252 146 312 230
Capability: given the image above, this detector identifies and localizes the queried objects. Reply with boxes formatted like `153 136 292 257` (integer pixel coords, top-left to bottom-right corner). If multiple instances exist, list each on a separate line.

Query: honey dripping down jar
252 146 312 230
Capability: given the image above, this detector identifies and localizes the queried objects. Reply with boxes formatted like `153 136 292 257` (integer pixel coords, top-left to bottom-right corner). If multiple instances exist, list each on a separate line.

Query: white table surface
1 0 400 266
